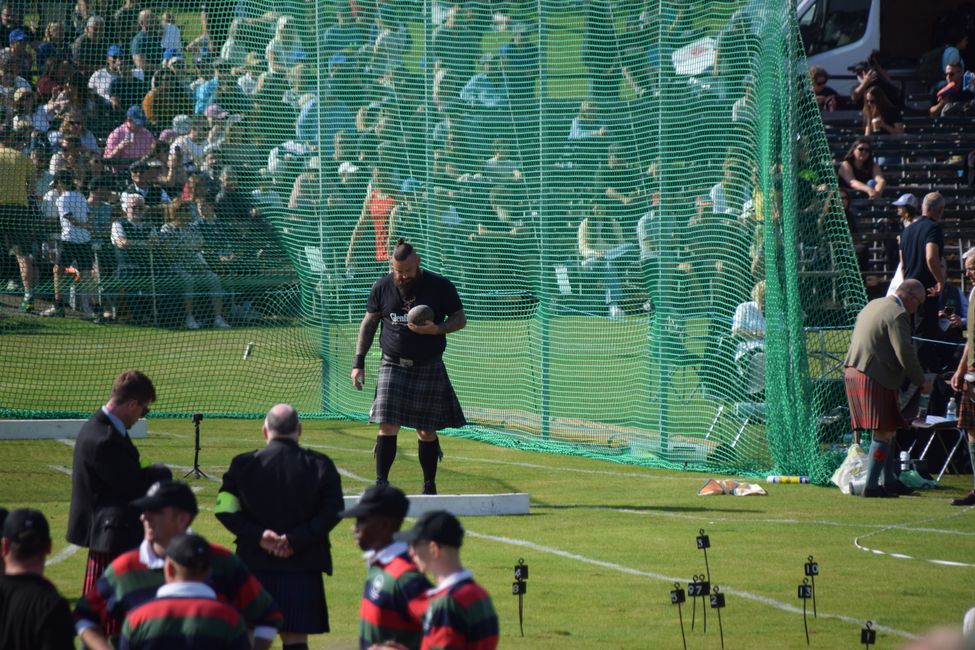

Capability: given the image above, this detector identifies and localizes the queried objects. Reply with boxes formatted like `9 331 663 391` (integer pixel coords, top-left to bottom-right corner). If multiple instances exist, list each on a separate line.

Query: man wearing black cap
0 508 76 650
67 370 171 603
216 403 343 650
119 533 250 650
339 484 431 649
76 480 282 650
394 510 498 650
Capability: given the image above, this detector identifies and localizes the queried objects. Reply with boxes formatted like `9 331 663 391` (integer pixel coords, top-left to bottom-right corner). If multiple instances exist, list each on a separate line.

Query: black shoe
862 486 898 498
884 480 917 496
375 479 389 488
422 481 437 495
951 490 975 506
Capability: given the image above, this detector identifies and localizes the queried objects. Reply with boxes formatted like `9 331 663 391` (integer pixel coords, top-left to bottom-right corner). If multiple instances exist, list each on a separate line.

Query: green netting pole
538 0 550 439
651 1 682 460
315 0 330 415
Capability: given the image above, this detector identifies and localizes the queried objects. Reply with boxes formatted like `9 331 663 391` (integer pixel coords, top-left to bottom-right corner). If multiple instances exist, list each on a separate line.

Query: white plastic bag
831 444 867 494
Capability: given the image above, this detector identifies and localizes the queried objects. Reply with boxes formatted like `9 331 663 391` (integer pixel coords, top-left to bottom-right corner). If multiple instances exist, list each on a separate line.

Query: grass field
1 309 855 480
3 416 975 649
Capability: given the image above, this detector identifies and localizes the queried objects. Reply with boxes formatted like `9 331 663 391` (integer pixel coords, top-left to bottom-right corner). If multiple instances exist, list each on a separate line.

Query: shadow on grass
0 318 77 335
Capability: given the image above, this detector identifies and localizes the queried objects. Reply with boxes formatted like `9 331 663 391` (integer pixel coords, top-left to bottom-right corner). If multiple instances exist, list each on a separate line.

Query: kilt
83 549 121 636
844 366 907 431
959 384 975 431
370 357 467 431
252 570 328 634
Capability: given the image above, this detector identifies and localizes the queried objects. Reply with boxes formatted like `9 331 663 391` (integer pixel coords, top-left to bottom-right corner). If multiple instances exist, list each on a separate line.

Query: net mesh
0 0 865 483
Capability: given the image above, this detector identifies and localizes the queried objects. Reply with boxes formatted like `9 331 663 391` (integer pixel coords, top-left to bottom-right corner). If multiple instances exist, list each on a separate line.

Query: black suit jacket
216 438 344 574
66 409 169 554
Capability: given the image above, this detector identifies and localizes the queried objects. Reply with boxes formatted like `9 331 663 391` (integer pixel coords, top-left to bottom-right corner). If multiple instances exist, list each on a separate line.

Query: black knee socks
418 438 442 483
375 435 397 483
283 644 309 650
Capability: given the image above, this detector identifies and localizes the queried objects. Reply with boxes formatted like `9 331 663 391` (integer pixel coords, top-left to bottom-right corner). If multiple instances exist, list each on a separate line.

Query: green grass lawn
0 309 853 481
3 416 974 649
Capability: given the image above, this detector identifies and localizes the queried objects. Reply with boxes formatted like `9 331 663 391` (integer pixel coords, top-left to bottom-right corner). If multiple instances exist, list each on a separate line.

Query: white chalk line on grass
46 544 79 566
48 464 72 476
48 442 971 538
337 466 372 484
852 507 975 567
463 529 917 640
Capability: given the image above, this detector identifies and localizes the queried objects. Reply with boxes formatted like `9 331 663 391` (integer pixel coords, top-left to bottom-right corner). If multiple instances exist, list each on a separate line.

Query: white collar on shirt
426 568 473 597
363 540 409 566
157 581 216 599
138 538 165 569
100 405 127 436
138 530 195 570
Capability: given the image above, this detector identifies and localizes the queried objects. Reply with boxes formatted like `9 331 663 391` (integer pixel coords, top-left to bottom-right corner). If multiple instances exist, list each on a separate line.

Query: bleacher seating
820 90 975 295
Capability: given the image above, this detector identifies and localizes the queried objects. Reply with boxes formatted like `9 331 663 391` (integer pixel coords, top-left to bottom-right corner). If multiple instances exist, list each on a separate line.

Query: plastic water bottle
766 475 810 484
917 393 930 419
947 397 958 421
899 451 911 472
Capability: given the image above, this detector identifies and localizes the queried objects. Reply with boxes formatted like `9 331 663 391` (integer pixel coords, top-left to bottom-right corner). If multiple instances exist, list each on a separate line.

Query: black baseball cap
2 508 50 544
130 480 198 515
339 484 410 520
395 510 464 547
166 533 211 573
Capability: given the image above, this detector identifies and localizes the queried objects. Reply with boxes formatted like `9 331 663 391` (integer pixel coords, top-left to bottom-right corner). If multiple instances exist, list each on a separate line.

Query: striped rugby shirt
360 541 432 650
119 582 250 650
75 539 282 642
421 569 499 650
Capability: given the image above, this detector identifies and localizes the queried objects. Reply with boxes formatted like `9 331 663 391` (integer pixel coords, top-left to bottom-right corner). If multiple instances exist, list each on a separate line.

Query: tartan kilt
252 570 328 634
959 384 975 431
370 358 467 431
83 549 121 637
844 366 908 431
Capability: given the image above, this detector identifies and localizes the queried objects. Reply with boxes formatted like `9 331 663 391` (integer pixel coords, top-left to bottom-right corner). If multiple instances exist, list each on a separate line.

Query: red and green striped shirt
119 582 250 650
422 570 499 650
75 539 282 641
359 542 432 650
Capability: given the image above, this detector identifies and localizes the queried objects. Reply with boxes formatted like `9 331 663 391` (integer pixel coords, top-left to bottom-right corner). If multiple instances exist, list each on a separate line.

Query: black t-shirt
366 269 463 361
0 573 75 650
900 216 944 288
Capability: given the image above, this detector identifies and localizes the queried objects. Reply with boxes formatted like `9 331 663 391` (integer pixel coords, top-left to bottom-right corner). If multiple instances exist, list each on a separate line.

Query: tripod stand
183 413 208 479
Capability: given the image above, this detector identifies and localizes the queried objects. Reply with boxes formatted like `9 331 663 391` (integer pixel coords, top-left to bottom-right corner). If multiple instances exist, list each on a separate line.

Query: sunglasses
856 146 871 153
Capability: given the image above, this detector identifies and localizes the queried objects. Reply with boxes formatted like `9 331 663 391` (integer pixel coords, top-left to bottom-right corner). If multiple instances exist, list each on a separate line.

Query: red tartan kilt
844 367 908 431
83 550 121 637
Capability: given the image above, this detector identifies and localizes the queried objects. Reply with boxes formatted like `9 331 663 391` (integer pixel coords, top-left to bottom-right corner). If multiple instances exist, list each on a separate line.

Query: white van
798 0 971 93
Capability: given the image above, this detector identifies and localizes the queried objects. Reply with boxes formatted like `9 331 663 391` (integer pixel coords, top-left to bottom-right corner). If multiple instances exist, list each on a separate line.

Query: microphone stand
184 413 208 479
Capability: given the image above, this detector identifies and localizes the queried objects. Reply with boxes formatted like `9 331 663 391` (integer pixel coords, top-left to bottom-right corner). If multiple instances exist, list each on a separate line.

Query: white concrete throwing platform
0 419 148 439
342 492 530 517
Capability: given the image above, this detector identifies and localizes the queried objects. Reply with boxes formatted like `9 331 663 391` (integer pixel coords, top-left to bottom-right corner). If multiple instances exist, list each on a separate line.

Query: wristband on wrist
352 354 365 369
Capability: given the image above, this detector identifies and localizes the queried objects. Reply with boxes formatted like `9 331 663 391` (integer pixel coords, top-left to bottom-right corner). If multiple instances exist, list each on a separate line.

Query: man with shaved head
216 404 344 650
845 279 933 497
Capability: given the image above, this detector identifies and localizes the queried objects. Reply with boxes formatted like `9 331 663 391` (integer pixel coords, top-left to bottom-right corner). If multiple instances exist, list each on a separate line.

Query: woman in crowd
862 86 904 135
837 137 886 200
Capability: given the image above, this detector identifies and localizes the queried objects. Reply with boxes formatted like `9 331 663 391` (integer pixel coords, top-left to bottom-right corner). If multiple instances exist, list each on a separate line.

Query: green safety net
0 0 865 483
